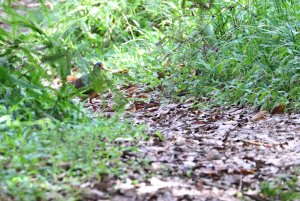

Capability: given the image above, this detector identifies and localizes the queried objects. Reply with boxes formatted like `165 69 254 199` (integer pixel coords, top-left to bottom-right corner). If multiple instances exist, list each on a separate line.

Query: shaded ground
81 85 300 201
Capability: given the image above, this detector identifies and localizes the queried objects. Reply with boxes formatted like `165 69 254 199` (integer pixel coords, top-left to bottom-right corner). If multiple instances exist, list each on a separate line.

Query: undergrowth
0 1 147 199
0 116 142 200
260 175 300 201
1 0 300 199
155 0 300 111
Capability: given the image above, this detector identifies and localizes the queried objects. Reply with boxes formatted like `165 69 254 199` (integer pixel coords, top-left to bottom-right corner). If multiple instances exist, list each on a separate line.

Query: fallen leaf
293 127 300 131
81 189 106 200
224 120 238 125
243 192 269 201
126 86 138 95
266 158 282 166
117 179 135 190
291 119 300 124
238 169 256 175
147 101 160 108
137 177 182 194
251 111 269 121
195 181 203 191
136 93 149 98
242 140 274 148
165 103 179 109
134 102 145 110
194 120 206 125
271 104 285 114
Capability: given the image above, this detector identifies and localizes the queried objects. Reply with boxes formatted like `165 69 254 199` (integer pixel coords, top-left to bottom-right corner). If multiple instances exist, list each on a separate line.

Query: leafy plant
0 1 148 199
260 176 300 201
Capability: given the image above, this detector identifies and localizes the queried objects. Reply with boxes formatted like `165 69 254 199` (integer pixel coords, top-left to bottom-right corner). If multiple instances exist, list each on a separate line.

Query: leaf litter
82 85 300 201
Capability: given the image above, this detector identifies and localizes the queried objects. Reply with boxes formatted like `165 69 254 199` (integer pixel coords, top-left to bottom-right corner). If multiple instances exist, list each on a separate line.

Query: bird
69 62 106 110
67 62 128 111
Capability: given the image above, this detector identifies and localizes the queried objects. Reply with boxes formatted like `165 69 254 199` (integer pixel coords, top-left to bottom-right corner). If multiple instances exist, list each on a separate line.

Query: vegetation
260 176 300 201
158 0 300 110
0 0 299 200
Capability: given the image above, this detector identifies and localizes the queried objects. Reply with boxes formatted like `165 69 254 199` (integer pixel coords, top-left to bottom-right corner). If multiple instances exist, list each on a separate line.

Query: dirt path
80 85 300 201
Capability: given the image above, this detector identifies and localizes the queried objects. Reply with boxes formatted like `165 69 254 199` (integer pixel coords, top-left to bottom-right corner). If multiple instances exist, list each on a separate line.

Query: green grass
0 1 148 199
2 0 300 111
260 176 300 201
155 0 300 111
0 115 143 200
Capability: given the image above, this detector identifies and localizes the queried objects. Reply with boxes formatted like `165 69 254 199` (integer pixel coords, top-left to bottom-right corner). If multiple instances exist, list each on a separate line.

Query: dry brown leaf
234 169 256 175
134 101 160 110
251 111 269 121
195 181 204 191
136 93 150 99
271 104 285 114
293 127 300 131
134 104 144 110
194 120 206 125
81 189 106 200
128 106 136 113
147 101 160 108
126 86 138 95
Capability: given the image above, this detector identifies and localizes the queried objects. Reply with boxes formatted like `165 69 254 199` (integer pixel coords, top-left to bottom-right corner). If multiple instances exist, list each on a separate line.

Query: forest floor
79 85 300 201
3 1 299 200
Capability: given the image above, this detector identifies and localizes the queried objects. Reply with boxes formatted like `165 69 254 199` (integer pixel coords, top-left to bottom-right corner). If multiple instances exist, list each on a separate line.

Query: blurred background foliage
0 0 299 199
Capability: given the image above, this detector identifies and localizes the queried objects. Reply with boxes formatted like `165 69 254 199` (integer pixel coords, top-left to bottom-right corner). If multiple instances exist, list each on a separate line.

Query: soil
81 85 300 201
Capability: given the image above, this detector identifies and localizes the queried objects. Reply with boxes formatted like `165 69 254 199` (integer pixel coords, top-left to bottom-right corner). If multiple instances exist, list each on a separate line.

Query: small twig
238 175 243 192
242 193 270 201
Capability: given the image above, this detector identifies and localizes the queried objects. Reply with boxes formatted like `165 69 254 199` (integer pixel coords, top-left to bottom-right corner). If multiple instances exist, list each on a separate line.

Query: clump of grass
0 1 150 199
0 116 143 200
260 176 300 201
156 0 300 111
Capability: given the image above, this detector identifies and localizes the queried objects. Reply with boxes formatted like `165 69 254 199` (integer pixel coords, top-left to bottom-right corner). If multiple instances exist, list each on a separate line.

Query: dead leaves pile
82 85 300 201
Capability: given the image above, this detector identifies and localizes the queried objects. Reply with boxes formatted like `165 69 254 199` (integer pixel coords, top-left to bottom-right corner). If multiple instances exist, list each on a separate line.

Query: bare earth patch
80 85 300 201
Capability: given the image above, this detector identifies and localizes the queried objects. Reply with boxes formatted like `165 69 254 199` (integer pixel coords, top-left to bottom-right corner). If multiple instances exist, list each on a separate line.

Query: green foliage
0 1 148 199
0 116 143 200
156 0 300 110
260 176 300 201
0 2 81 121
154 131 164 141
